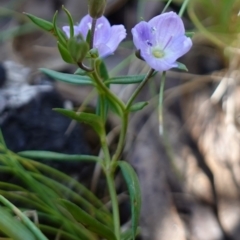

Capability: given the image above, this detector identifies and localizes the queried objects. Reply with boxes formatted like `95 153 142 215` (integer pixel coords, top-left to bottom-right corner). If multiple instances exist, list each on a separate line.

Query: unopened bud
88 0 106 19
67 35 89 63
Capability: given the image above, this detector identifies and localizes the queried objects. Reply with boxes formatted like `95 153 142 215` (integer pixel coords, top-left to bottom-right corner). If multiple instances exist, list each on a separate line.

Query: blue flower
132 12 192 71
63 14 126 58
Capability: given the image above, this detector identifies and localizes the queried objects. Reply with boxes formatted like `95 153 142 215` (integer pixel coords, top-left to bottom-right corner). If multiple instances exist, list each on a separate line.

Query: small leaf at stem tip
24 13 53 31
129 101 148 112
185 31 195 38
175 62 188 71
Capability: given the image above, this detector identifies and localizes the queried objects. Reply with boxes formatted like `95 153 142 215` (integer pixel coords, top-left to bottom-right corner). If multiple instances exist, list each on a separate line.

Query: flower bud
67 35 89 63
88 0 106 19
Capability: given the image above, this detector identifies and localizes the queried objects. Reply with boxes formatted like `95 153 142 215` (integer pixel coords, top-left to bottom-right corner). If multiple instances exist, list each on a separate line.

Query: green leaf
118 161 141 240
58 42 75 63
97 60 109 83
53 108 105 137
106 71 157 85
0 207 37 240
129 101 148 112
53 11 67 47
185 31 195 38
18 151 101 162
175 62 188 71
18 151 100 162
62 6 74 38
58 199 117 240
24 13 53 31
40 68 93 85
106 75 145 85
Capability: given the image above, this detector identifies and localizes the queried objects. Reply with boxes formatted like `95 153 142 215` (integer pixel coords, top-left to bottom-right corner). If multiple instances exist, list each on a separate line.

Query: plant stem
161 0 173 13
92 60 121 239
126 68 155 110
90 18 97 49
158 71 166 136
106 172 120 240
178 0 190 17
101 137 120 240
112 112 128 163
112 68 155 163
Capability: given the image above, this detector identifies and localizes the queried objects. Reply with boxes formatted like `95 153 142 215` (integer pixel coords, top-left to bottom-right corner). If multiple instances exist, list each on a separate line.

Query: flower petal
141 49 178 71
62 26 81 38
148 12 185 48
96 44 113 57
93 16 111 46
105 25 126 52
164 35 192 62
77 14 92 38
132 21 155 50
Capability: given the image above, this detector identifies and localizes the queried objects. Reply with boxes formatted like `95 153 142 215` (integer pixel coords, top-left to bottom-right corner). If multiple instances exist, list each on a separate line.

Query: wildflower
132 12 192 71
63 14 126 58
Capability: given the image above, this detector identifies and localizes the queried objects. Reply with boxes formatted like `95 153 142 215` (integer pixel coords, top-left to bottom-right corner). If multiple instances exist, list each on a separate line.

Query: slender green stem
161 0 173 13
100 137 120 240
106 173 120 240
90 18 97 49
158 71 166 136
91 61 125 111
126 68 155 110
112 112 128 163
92 59 121 239
178 0 190 17
112 68 155 163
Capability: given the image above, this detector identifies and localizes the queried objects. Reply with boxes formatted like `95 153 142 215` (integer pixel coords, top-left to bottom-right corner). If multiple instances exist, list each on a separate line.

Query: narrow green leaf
24 13 53 31
58 199 117 240
185 31 195 38
40 68 93 85
106 72 157 85
175 62 188 71
129 101 148 112
53 108 105 137
62 6 74 38
0 196 48 240
98 60 109 83
57 42 75 63
118 161 141 240
18 151 100 162
53 11 67 47
106 75 145 85
0 207 36 240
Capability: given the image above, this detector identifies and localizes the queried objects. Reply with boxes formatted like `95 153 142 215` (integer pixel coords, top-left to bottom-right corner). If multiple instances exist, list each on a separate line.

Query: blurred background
1 0 240 240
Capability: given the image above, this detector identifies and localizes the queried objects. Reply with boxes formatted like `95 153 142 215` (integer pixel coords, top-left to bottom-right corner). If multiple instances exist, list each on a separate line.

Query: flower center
152 49 165 58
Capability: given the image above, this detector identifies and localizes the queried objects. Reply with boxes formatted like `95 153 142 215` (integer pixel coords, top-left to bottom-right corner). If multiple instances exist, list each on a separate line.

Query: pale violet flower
63 14 126 58
132 12 192 71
